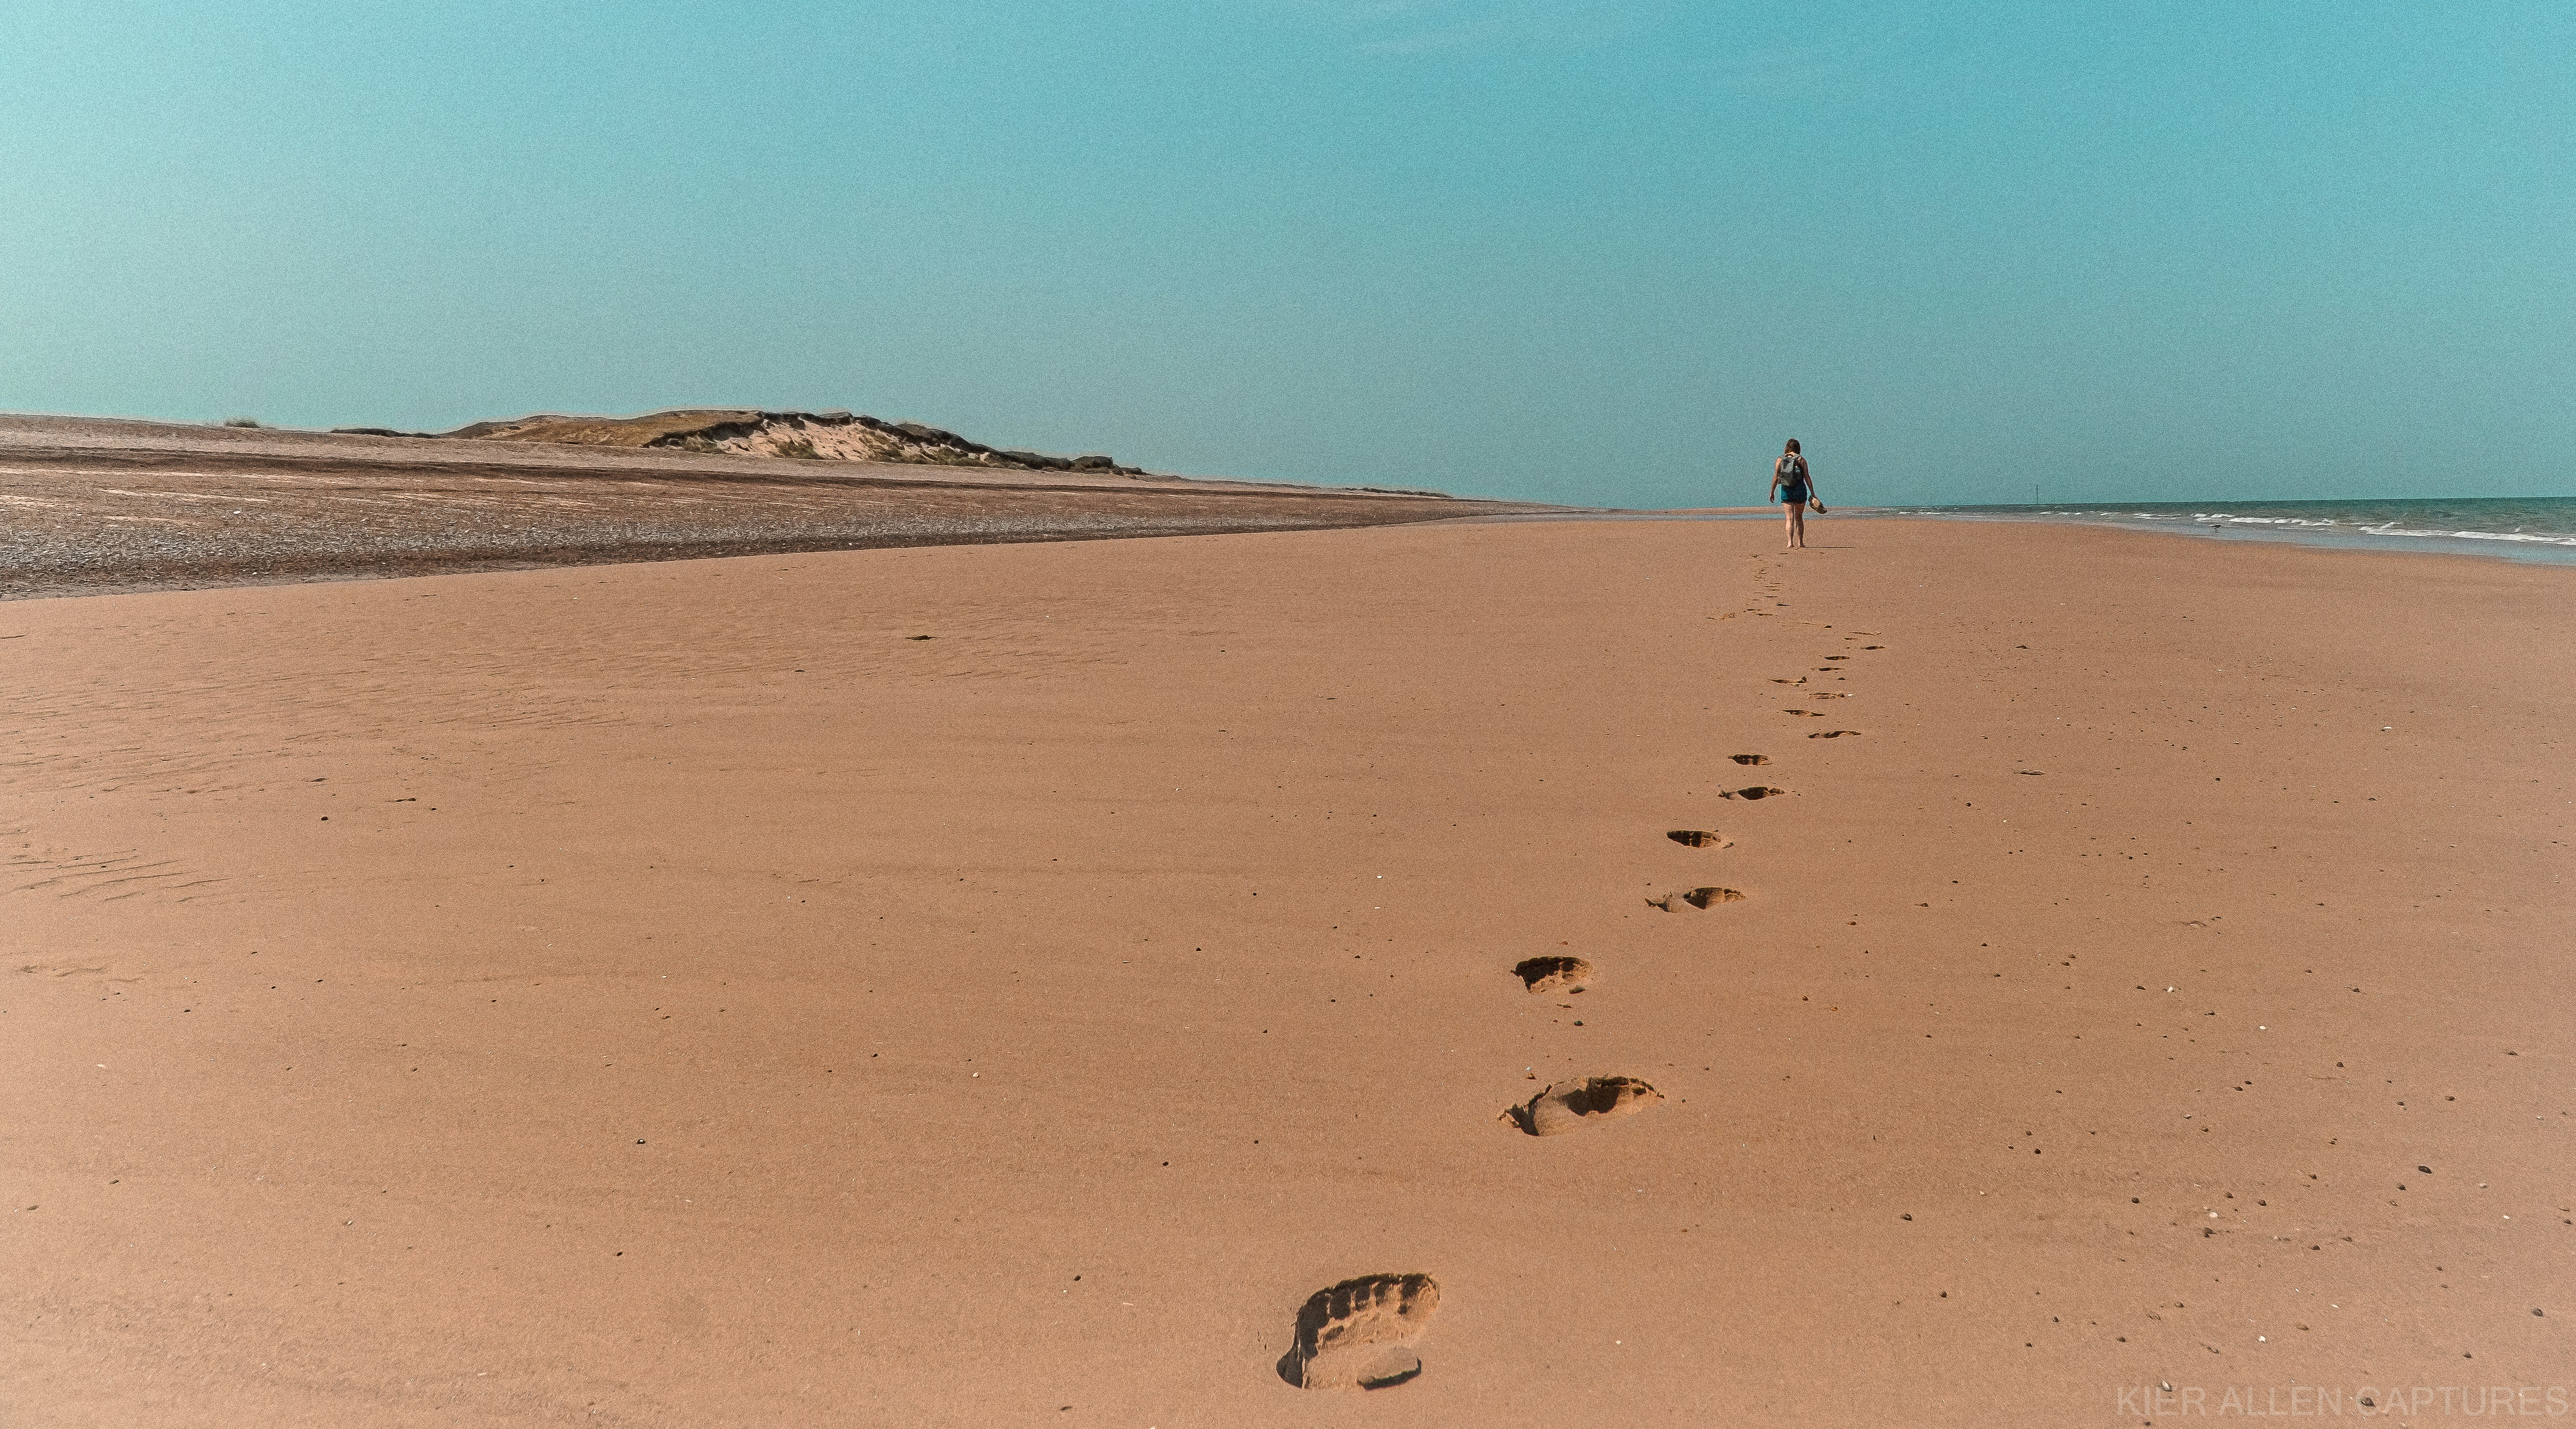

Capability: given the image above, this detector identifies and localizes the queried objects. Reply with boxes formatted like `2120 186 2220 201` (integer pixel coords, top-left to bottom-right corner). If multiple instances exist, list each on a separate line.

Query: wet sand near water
0 414 1530 598
3 518 2568 1426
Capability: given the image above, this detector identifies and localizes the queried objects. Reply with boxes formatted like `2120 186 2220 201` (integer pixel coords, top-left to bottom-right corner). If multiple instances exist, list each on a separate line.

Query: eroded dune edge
4 518 2568 1427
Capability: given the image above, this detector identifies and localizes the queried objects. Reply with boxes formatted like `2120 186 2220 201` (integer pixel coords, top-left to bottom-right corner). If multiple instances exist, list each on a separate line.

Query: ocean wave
1897 497 2576 563
2358 525 2576 547
2103 513 2576 547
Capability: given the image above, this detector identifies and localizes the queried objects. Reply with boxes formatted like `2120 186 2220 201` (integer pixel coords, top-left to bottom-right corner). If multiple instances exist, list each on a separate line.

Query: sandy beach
5 517 2568 1426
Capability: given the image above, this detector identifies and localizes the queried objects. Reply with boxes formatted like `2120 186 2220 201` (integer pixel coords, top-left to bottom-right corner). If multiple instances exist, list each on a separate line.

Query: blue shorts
1780 486 1808 506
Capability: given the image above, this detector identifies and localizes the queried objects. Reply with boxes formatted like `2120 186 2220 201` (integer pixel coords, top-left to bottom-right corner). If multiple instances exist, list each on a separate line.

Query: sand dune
411 408 1150 475
4 517 2569 1425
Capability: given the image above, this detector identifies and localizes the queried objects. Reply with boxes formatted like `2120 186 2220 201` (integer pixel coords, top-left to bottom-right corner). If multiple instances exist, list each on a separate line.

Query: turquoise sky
4 2 2568 507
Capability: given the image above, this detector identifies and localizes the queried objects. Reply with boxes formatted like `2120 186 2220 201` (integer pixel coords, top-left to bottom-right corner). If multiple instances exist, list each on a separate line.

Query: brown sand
4 518 2569 1426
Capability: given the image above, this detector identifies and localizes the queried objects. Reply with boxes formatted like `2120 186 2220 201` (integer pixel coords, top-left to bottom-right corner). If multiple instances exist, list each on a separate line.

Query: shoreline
1465 504 2576 569
0 517 1497 604
0 413 1550 601
1892 502 2576 568
7 517 2566 1424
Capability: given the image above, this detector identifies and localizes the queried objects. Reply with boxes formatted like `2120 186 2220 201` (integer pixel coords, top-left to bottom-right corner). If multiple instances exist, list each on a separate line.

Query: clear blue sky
4 2 2568 507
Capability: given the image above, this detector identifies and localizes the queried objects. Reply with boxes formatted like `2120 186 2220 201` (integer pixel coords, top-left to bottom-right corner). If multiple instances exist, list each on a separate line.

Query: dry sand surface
0 415 1521 598
5 517 2570 1426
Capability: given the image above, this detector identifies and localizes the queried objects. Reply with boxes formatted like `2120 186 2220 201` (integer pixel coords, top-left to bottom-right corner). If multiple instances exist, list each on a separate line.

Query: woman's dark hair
1785 438 1801 454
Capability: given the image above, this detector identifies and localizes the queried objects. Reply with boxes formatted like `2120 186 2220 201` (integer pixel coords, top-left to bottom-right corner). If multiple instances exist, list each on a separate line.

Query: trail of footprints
1282 613 1883 1389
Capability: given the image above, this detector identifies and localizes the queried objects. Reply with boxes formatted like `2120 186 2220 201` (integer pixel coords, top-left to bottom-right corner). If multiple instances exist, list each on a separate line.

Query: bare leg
1783 502 1799 549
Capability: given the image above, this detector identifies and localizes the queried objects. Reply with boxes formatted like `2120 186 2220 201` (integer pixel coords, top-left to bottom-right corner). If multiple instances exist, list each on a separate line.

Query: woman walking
1769 439 1818 549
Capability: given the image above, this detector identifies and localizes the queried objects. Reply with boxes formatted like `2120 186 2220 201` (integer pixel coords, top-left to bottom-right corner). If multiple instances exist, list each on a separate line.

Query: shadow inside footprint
1718 786 1787 800
1504 1076 1661 1135
1278 1274 1441 1390
1785 709 1826 717
1808 730 1860 739
1646 886 1743 911
1729 753 1769 765
1666 829 1731 848
1513 955 1592 993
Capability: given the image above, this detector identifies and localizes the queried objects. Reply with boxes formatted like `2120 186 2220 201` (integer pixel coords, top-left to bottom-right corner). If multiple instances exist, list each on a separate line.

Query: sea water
1893 496 2576 567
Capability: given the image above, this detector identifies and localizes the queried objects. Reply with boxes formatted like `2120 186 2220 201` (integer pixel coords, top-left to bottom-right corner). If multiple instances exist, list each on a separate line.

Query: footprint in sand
1503 1076 1661 1135
1513 955 1592 994
1279 1274 1441 1389
1665 829 1731 848
1808 692 1853 700
1808 730 1861 739
1729 754 1770 765
1823 655 1849 660
1770 677 1807 685
1646 886 1743 911
1784 709 1826 717
1717 786 1787 800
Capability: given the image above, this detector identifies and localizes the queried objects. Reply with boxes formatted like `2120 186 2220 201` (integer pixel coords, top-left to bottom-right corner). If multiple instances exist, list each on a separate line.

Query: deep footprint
1784 709 1826 717
1718 786 1787 800
1646 886 1744 911
1729 754 1769 765
1504 1076 1662 1135
1513 955 1592 994
1808 730 1861 739
1665 829 1732 848
1770 677 1808 685
1279 1274 1442 1390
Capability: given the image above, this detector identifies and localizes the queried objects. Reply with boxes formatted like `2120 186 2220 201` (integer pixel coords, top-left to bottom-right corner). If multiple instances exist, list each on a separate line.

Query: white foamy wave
1898 497 2576 565
2118 512 2355 528
2359 525 2576 547
2029 511 2576 547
